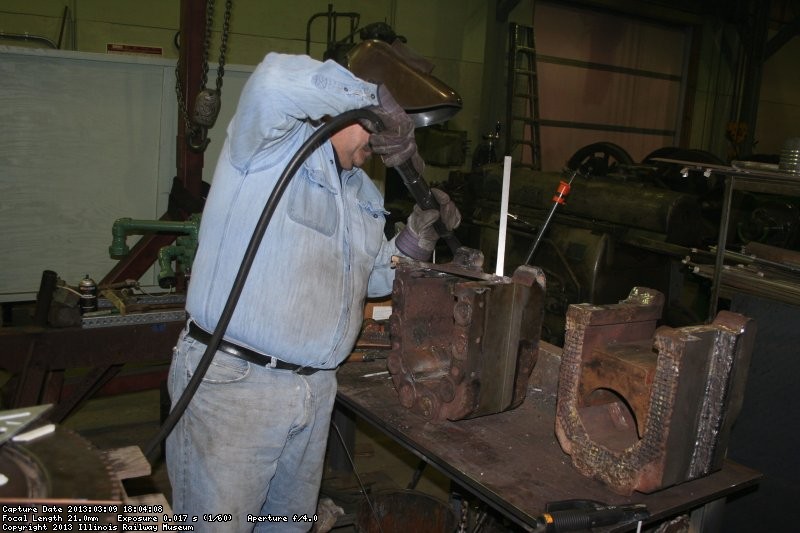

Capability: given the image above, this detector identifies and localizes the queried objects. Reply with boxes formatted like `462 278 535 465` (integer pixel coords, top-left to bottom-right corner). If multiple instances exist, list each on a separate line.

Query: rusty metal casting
387 249 546 421
555 287 756 495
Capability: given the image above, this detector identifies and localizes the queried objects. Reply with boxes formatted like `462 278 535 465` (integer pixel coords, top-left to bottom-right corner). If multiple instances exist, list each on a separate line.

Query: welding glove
367 84 425 173
396 188 461 260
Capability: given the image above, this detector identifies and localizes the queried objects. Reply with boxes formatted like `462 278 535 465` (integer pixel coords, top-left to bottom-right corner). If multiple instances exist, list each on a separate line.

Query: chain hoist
175 0 233 153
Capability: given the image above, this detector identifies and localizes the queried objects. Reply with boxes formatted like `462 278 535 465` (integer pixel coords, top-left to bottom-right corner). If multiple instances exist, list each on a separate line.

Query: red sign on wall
106 43 163 56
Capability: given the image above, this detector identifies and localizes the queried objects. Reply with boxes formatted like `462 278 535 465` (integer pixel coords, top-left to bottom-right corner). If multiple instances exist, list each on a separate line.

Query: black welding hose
143 108 382 463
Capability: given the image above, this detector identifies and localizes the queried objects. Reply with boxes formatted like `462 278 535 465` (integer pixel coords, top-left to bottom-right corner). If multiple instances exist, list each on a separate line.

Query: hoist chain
217 0 232 92
175 0 233 152
458 499 468 533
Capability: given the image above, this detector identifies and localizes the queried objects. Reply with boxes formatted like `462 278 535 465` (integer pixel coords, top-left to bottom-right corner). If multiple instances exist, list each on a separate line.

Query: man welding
166 40 461 532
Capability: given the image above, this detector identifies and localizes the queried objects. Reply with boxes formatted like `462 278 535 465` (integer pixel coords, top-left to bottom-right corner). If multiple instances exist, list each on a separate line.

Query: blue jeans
166 327 337 533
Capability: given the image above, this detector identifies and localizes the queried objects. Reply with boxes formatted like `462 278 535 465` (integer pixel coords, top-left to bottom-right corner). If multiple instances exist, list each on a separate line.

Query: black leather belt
186 321 324 375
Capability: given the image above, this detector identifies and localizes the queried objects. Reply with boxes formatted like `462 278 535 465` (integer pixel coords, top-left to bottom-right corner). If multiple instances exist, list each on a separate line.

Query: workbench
0 319 183 423
335 344 761 532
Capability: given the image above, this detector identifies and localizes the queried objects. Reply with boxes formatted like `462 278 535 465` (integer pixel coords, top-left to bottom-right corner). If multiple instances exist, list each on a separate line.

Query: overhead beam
765 15 800 60
176 0 207 198
497 0 522 22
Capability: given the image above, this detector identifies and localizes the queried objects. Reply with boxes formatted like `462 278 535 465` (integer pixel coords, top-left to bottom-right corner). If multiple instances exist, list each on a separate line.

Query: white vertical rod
495 156 512 276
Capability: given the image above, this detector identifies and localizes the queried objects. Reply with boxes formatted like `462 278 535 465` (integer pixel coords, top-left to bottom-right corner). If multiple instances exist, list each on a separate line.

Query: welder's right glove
367 85 425 173
396 188 461 261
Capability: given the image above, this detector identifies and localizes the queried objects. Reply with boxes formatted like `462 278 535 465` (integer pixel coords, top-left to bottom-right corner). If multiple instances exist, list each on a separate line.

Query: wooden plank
104 446 174 525
103 446 151 480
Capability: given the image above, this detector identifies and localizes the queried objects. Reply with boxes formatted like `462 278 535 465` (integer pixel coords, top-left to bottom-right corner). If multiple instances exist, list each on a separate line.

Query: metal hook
187 126 210 153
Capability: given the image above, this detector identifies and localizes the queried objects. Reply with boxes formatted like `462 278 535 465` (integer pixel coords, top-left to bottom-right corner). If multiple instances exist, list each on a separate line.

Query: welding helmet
345 39 462 128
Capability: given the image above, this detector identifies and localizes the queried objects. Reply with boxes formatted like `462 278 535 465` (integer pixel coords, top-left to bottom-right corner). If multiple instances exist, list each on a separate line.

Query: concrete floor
61 382 457 531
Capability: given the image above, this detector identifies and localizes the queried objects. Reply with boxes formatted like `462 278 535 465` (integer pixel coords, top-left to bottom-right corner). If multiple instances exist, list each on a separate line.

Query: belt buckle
267 356 278 369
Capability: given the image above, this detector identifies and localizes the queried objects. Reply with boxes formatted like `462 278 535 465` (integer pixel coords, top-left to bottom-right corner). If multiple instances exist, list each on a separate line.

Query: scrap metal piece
555 287 756 495
0 404 52 445
387 254 546 421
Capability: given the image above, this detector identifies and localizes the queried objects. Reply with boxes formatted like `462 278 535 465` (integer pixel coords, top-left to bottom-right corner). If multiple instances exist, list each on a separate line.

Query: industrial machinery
446 161 707 345
442 142 800 345
108 214 201 289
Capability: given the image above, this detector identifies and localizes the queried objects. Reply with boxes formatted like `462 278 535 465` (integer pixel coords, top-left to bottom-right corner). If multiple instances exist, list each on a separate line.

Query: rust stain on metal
387 251 546 421
555 287 756 495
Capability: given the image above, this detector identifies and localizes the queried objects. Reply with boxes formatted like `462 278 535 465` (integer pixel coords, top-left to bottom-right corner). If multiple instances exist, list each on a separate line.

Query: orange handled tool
523 168 580 265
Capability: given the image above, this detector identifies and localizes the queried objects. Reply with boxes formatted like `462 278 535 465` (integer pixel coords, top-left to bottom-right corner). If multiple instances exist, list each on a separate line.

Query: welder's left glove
396 188 461 260
366 85 425 173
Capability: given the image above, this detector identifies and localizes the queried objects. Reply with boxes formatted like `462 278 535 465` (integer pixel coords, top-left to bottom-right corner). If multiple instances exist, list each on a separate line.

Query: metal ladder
505 23 542 170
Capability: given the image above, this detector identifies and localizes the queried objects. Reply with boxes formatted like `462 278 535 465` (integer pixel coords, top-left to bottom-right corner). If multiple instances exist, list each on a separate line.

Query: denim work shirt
185 53 399 369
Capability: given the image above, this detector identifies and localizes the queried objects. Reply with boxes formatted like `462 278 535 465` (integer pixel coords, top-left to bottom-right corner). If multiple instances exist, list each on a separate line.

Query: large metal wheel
567 142 634 176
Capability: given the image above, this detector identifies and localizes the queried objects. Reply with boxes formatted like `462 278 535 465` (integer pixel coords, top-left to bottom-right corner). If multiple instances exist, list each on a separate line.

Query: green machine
108 215 201 288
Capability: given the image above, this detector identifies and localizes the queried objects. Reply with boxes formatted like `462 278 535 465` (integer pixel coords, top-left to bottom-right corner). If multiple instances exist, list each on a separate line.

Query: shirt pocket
357 199 389 256
287 167 339 236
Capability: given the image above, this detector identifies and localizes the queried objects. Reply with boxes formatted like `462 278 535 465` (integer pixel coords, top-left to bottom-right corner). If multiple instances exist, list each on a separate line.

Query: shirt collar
332 147 345 176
